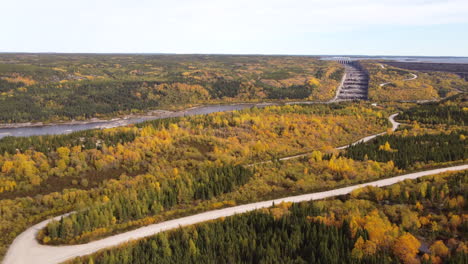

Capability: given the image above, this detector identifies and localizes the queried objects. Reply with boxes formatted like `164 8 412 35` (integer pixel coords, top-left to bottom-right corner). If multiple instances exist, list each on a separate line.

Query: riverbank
0 97 342 132
0 102 283 139
0 110 174 129
0 101 286 130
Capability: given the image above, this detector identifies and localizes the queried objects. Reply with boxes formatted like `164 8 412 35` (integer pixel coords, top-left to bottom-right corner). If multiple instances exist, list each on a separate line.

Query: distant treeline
0 79 321 122
0 54 344 122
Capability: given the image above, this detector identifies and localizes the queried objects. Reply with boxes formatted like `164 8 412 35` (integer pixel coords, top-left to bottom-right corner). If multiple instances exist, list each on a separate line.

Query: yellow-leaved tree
392 233 420 264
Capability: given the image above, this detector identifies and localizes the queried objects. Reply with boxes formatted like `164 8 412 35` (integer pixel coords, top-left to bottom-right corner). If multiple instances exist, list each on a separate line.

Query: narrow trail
249 113 400 166
380 72 418 87
4 164 467 264
404 73 418 81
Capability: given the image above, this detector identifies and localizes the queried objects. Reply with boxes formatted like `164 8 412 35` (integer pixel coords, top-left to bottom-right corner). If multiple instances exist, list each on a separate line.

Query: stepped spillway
329 57 369 101
336 62 369 101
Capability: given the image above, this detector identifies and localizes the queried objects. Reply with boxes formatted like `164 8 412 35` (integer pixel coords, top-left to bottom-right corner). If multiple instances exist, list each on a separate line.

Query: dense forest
68 171 468 264
0 54 466 263
0 104 391 257
67 203 390 264
0 103 388 196
1 100 466 260
33 103 467 246
343 131 467 169
39 165 253 244
397 94 468 125
0 54 344 122
310 170 468 264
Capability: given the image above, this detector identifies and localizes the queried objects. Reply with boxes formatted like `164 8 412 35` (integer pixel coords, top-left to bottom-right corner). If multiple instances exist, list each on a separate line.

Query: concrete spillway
329 57 369 101
336 61 369 101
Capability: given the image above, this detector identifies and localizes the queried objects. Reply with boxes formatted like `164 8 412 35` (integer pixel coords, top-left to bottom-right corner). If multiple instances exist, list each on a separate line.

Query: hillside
0 54 343 123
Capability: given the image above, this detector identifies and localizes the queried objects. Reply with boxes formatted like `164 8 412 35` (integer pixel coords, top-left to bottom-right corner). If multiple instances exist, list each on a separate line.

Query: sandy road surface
379 82 392 87
3 113 402 264
336 113 399 149
405 73 418 81
380 73 418 87
3 111 466 264
3 164 467 264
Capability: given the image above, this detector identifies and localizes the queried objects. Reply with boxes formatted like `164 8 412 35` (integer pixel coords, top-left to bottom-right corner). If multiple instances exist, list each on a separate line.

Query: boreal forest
0 54 466 264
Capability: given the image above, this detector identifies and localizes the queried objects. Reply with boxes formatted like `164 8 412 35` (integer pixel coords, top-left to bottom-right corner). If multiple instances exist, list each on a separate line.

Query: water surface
0 103 270 139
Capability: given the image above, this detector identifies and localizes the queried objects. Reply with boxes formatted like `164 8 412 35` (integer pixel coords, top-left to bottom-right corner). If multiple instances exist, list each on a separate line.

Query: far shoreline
0 101 281 130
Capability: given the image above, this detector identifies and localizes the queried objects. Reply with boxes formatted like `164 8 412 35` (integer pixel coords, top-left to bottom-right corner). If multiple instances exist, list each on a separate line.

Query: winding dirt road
336 113 399 149
5 113 466 264
2 108 463 264
249 113 400 166
380 72 418 87
3 164 467 264
2 61 461 264
405 73 418 81
3 113 402 264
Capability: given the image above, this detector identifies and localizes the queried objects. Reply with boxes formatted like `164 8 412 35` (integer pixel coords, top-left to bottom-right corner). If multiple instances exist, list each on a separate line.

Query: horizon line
0 51 467 58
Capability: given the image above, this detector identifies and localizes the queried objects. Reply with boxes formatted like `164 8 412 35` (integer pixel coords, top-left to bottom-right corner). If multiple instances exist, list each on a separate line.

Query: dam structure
331 57 369 101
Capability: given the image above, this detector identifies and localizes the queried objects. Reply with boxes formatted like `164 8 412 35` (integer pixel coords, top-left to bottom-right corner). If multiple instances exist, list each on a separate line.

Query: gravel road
4 111 465 264
4 163 467 264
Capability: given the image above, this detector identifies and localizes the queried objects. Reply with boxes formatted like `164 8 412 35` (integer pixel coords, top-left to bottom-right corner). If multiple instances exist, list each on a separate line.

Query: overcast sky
2 0 468 56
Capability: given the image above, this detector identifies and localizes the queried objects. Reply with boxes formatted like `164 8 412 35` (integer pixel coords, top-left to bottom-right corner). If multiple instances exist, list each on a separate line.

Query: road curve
405 73 418 81
336 113 400 150
3 164 467 264
380 72 418 87
3 113 401 263
249 113 400 166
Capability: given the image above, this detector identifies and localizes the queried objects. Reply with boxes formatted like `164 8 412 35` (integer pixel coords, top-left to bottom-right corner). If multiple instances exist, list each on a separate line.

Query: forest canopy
0 54 344 123
67 171 468 264
0 54 467 264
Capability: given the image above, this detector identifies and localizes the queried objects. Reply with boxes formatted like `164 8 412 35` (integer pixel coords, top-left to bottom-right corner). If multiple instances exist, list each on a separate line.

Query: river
0 103 277 139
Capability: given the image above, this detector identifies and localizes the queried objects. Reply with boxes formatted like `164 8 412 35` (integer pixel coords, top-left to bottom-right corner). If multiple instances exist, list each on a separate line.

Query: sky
1 0 468 56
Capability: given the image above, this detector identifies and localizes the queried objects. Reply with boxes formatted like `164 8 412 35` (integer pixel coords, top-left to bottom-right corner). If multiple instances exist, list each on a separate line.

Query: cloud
9 0 468 31
172 0 468 32
1 0 467 54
